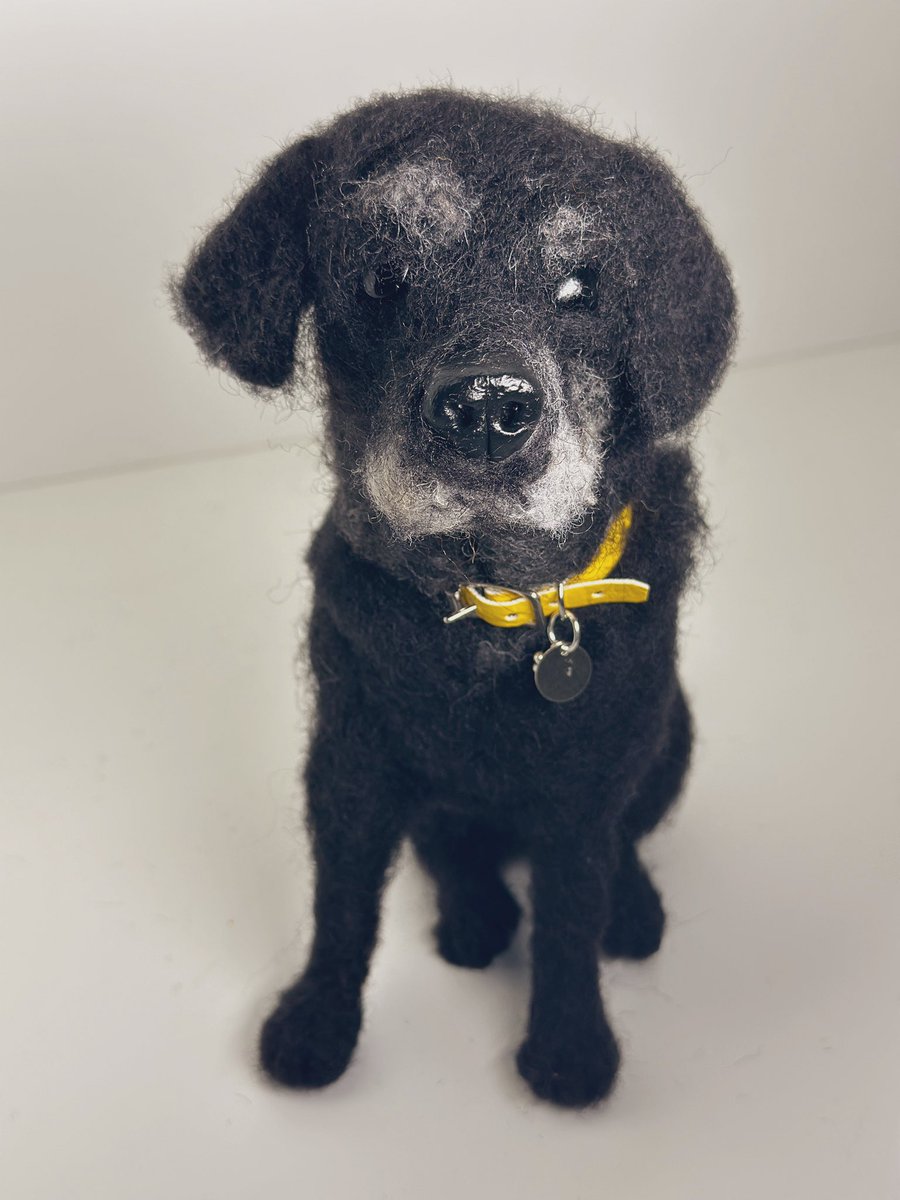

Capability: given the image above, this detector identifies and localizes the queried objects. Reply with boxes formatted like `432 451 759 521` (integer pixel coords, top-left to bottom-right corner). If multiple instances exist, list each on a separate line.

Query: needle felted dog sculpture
174 88 736 1108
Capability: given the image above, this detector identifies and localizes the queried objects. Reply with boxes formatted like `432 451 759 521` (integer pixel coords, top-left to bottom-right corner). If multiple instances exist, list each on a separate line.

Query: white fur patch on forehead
357 159 478 250
540 203 611 268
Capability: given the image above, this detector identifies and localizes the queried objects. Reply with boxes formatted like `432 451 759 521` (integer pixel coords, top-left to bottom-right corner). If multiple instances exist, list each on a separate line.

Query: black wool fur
174 88 736 1109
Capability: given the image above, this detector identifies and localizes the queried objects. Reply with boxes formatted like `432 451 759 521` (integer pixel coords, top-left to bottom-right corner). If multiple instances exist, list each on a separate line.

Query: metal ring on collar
547 585 581 655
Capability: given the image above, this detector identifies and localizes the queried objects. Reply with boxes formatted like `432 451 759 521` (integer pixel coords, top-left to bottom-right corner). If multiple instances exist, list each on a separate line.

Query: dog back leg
258 730 407 1090
621 682 693 841
411 809 521 969
516 825 621 1107
601 684 693 960
601 840 666 960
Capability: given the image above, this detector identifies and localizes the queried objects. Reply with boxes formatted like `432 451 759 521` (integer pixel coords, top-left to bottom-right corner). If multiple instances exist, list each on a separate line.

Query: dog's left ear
173 136 322 389
614 144 737 435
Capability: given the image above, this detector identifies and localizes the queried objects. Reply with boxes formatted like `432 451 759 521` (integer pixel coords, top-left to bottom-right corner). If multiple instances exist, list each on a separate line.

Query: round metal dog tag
533 643 593 703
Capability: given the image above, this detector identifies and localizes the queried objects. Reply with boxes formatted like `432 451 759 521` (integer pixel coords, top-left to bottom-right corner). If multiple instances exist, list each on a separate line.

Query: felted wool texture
174 87 736 1110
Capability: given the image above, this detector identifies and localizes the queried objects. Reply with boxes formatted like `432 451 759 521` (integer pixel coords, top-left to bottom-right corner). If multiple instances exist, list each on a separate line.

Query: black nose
422 368 543 461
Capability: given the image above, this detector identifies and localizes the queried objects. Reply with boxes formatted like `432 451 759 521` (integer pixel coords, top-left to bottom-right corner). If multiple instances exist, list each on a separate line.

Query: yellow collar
444 504 650 629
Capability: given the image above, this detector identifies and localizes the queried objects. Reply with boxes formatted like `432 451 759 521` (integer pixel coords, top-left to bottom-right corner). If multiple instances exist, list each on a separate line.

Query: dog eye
361 263 410 302
554 268 598 312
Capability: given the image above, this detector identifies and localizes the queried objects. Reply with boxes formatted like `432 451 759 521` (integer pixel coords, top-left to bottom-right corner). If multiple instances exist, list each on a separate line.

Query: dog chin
361 415 603 542
361 462 600 543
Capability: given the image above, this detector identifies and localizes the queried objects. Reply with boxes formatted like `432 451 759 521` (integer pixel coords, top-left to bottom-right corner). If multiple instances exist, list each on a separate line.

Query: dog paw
435 884 521 968
602 856 666 960
516 1022 620 1108
258 978 361 1089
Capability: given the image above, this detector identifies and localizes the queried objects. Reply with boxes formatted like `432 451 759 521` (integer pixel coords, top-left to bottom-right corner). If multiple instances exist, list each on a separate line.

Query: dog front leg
259 738 405 1090
517 831 620 1108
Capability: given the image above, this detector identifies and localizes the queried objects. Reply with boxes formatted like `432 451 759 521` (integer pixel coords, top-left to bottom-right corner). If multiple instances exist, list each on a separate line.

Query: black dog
174 88 736 1108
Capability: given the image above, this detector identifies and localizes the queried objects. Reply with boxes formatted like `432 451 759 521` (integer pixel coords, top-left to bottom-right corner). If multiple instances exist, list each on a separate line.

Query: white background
2 3 899 1198
1 0 899 486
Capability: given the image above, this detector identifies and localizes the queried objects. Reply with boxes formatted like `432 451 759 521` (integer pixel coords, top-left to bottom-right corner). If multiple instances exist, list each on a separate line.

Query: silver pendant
533 641 593 702
532 585 592 703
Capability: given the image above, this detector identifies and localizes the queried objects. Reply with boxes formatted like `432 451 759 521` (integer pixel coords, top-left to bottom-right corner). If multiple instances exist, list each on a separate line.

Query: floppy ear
174 137 321 389
615 144 737 435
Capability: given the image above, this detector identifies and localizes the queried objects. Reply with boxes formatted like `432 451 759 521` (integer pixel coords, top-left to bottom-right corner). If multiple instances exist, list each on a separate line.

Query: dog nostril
422 370 543 462
498 399 527 433
453 402 478 430
424 391 477 432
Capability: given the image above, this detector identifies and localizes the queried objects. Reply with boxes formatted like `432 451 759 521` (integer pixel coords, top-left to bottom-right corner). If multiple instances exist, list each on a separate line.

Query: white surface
1 339 899 1198
1 0 899 484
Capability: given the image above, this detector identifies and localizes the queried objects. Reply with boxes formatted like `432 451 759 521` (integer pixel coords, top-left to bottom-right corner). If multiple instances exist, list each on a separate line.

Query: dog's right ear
173 137 321 389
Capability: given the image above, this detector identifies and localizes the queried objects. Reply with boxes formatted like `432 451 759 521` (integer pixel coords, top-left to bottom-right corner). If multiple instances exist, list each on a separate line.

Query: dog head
175 90 735 575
